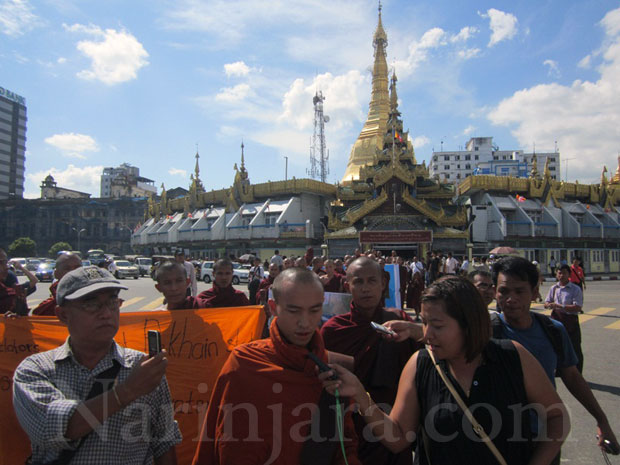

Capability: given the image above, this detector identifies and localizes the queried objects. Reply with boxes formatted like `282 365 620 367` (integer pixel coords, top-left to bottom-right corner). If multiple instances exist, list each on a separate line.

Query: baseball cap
57 266 128 306
174 250 185 256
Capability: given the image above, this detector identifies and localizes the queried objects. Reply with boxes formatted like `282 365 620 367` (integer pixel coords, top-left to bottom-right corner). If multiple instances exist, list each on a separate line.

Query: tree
8 237 37 257
48 242 73 258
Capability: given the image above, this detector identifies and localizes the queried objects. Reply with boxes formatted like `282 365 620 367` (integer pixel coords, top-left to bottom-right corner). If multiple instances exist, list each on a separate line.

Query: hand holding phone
371 321 397 336
307 352 338 380
147 330 162 357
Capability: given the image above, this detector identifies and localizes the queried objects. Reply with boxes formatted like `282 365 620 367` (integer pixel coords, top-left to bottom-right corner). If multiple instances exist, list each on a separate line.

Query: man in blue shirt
545 264 584 373
492 256 618 456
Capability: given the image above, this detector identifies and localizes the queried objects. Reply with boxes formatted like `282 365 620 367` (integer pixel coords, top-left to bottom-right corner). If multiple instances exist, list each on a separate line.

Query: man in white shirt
270 249 284 269
443 252 459 275
174 250 197 296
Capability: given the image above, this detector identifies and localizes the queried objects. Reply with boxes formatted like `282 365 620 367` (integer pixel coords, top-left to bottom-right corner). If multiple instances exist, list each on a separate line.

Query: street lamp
72 228 86 254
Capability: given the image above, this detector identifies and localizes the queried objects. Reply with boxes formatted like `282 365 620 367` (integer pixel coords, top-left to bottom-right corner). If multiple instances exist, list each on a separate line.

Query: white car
113 260 139 279
135 257 152 277
232 263 250 285
200 261 215 283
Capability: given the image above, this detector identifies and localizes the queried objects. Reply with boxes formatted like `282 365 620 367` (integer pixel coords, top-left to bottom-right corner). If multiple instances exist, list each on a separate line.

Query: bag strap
52 360 122 465
427 350 508 465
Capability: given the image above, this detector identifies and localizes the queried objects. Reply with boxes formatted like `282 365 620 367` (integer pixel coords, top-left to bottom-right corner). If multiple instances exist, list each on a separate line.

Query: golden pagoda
341 3 391 182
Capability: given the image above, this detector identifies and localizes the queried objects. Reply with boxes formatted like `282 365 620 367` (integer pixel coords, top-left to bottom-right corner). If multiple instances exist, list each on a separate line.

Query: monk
155 261 207 309
197 258 250 308
31 252 82 316
192 268 361 465
320 259 343 293
311 256 326 276
257 262 280 304
320 257 423 465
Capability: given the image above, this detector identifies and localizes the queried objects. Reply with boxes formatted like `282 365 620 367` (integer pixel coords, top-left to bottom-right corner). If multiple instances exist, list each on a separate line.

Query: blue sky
2 0 620 198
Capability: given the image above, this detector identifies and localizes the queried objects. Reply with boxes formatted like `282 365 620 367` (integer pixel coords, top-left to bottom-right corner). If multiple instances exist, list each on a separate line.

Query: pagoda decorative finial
530 154 538 178
601 165 608 186
543 157 551 178
240 140 246 171
342 3 390 182
612 155 620 184
390 71 399 112
194 147 200 180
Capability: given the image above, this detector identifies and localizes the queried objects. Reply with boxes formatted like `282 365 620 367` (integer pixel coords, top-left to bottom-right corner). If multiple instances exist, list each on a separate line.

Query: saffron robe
197 285 250 308
321 304 421 465
192 319 361 465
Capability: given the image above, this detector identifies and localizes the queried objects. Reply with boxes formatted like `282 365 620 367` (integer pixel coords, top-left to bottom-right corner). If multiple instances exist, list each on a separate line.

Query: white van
135 257 152 277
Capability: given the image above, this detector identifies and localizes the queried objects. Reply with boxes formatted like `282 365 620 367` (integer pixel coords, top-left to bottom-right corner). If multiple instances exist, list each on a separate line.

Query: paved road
25 278 620 463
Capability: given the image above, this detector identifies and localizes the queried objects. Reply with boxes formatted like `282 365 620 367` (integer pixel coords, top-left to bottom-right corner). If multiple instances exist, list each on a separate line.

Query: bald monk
155 262 208 310
320 259 343 293
320 257 423 465
192 268 361 465
197 258 250 308
31 252 82 316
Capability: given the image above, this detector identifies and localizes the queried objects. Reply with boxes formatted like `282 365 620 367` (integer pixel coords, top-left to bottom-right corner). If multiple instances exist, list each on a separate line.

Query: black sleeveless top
414 339 533 465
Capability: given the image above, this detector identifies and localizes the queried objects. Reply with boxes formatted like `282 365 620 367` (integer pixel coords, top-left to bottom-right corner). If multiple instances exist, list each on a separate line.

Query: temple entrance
372 244 418 259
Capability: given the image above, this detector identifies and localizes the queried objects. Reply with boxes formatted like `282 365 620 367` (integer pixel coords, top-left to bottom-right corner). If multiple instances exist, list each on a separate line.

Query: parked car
9 258 27 275
200 261 215 283
135 257 152 277
87 249 107 267
113 260 139 279
35 262 55 282
232 262 250 285
25 258 41 271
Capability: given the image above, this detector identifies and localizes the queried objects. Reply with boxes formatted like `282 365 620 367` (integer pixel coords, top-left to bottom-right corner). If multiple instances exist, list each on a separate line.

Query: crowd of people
2 245 618 464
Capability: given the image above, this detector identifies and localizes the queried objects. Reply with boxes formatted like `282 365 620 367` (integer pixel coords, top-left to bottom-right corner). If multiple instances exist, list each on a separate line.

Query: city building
0 195 147 256
429 137 560 183
100 162 157 198
0 86 27 200
40 174 90 199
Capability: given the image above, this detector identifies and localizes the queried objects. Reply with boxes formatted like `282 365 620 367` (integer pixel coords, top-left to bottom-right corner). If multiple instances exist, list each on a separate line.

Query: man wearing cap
13 266 181 464
175 250 197 297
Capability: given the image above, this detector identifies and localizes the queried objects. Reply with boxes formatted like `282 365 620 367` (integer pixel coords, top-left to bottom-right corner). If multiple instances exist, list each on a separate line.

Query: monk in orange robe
192 268 360 465
197 258 250 308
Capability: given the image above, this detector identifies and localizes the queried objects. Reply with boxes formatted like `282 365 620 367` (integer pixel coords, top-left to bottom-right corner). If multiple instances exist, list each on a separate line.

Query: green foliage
8 237 37 257
48 242 73 258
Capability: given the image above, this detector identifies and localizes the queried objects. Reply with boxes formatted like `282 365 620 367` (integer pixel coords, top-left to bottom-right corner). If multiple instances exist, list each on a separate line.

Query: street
25 278 620 463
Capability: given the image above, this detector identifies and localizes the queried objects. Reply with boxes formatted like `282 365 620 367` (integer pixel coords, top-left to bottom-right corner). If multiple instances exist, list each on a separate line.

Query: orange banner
0 306 265 465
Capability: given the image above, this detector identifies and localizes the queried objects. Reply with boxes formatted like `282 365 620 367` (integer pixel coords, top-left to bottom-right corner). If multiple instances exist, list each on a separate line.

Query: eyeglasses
80 297 124 315
474 282 494 291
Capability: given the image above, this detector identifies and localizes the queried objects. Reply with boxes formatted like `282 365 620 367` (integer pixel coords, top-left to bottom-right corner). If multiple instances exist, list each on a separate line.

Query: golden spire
613 156 620 184
530 154 538 178
240 141 245 171
194 148 200 180
342 2 390 182
390 71 398 112
601 165 608 186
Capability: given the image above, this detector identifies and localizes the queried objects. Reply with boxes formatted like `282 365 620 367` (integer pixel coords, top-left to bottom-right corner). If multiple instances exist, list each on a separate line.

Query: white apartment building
100 163 157 198
0 86 26 200
429 137 560 183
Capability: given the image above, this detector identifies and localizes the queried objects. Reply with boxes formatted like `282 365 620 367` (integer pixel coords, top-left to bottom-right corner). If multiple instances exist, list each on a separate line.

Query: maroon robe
322 274 342 293
197 284 250 308
321 304 421 465
32 281 59 316
192 319 360 465
257 276 274 303
168 295 209 310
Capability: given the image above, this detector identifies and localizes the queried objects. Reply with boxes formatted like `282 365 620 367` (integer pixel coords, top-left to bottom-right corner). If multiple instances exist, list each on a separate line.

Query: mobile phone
307 352 338 380
603 439 620 455
147 330 162 357
371 321 397 336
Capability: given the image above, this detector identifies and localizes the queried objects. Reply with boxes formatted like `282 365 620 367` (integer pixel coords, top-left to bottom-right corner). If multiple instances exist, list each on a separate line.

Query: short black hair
468 269 492 281
492 256 539 290
155 261 186 281
214 258 233 273
558 264 571 273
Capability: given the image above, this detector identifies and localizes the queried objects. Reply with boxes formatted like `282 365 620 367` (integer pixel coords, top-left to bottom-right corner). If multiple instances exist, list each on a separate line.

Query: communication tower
307 90 330 182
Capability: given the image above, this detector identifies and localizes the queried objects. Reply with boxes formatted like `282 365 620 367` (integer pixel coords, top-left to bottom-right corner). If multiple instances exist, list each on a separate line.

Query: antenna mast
307 90 330 182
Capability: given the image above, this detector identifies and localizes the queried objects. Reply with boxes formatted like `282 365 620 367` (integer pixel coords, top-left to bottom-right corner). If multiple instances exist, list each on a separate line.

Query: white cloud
215 83 253 103
578 54 591 69
543 59 560 78
451 26 478 43
463 125 476 136
224 61 250 77
458 48 480 60
480 8 518 47
64 23 149 85
169 168 188 177
57 57 67 64
26 164 104 197
488 7 620 183
0 0 41 37
44 133 99 159
394 27 447 77
412 136 430 149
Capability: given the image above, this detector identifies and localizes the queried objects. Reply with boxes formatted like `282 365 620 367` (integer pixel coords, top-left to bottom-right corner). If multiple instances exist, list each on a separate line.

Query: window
456 155 460 160
444 165 450 170
444 155 450 161
475 155 479 160
457 173 461 179
433 156 438 162
465 154 471 160
493 156 498 160
433 165 438 170
457 164 461 169
475 147 479 151
445 174 450 179
466 164 471 170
